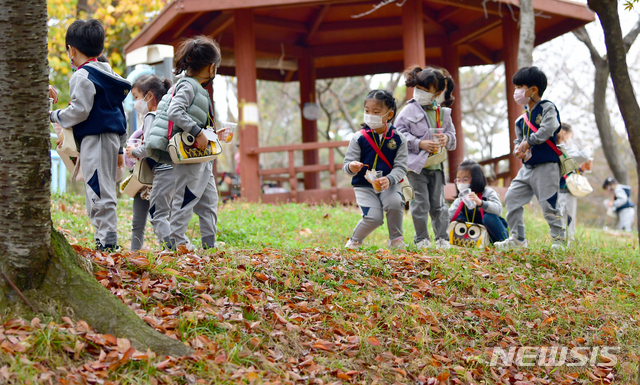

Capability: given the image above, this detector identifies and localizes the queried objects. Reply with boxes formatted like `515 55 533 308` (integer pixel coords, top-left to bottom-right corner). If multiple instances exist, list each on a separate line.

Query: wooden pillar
234 9 260 202
402 0 425 101
443 43 464 182
502 16 521 183
299 51 320 190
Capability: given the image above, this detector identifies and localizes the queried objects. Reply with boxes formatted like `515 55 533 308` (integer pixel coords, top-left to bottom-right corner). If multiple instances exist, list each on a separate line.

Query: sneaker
387 237 406 250
435 238 450 250
495 237 528 250
96 240 121 253
345 239 363 249
415 239 431 249
551 239 566 251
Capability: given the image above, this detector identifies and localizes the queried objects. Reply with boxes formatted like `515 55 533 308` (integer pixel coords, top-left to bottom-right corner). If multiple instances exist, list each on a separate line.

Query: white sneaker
387 238 406 250
345 239 362 249
435 238 450 250
415 239 431 249
551 240 566 251
495 237 528 250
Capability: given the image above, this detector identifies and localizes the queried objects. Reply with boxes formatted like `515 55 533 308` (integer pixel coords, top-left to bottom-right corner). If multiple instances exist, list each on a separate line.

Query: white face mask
457 183 470 192
134 94 151 116
413 88 434 106
364 110 390 130
435 92 445 106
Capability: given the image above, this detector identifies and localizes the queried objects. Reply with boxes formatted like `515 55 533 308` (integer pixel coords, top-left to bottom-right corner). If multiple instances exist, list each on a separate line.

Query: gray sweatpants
505 162 565 241
407 169 449 243
131 193 149 251
351 185 404 242
80 133 119 247
149 167 174 247
617 207 635 231
558 191 577 240
169 162 218 248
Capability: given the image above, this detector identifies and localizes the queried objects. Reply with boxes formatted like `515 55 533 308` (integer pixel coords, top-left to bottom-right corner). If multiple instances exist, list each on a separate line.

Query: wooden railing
479 154 511 184
246 141 355 203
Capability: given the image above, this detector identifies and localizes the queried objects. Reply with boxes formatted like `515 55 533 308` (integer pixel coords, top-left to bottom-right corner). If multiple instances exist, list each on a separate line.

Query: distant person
603 177 635 232
449 160 509 244
125 74 173 250
49 19 131 252
395 66 457 250
343 90 408 249
556 123 593 241
495 66 566 250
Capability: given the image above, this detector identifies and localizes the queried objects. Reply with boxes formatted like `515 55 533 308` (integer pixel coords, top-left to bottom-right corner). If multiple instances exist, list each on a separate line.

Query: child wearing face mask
556 123 593 241
395 66 457 250
448 160 509 243
495 66 566 250
146 36 223 250
49 19 131 252
125 75 173 250
343 90 408 250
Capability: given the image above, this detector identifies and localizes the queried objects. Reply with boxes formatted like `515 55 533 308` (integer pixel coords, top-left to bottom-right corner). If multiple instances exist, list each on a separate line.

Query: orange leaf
367 336 381 346
393 368 407 376
103 334 117 345
254 272 269 282
601 326 616 336
336 371 351 380
540 317 556 327
246 372 259 381
344 279 358 285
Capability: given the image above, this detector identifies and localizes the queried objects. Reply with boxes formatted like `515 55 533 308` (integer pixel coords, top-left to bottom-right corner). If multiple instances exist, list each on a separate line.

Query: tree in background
586 0 640 242
0 0 187 357
47 0 167 107
459 66 507 161
573 19 640 185
518 0 536 68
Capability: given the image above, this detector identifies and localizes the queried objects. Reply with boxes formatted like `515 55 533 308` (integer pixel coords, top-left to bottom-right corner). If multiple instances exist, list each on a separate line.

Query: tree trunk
587 0 640 240
0 0 189 357
593 59 629 184
573 25 635 185
517 0 535 68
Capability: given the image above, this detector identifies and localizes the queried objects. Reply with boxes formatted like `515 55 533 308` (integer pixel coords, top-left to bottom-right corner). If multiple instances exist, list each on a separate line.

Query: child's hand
433 133 449 147
195 131 208 151
514 142 529 159
117 154 124 168
48 85 58 104
468 192 483 205
419 140 440 153
125 145 136 158
377 177 390 191
349 161 364 173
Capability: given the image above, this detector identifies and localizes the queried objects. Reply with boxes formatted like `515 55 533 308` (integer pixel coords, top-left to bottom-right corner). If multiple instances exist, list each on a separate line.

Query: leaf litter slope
3 198 637 383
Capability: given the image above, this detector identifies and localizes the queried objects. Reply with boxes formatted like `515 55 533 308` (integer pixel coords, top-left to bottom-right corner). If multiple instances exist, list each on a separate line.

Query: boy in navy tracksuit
496 66 566 250
50 19 131 251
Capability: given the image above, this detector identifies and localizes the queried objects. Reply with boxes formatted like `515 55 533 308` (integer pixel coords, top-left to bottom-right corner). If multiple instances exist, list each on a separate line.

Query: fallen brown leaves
0 245 636 383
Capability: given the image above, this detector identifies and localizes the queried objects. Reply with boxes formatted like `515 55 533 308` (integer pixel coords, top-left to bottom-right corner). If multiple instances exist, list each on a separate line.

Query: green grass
1 193 634 383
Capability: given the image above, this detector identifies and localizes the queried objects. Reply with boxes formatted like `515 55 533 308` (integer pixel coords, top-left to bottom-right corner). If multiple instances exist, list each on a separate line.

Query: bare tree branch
623 17 640 53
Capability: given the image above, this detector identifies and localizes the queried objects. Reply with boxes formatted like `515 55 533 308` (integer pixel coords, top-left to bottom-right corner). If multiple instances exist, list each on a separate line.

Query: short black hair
65 19 105 58
364 89 397 123
512 66 547 96
603 177 617 189
457 159 487 194
560 122 572 133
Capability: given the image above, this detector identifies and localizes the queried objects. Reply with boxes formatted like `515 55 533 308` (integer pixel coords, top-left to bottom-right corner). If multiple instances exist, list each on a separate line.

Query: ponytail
403 65 445 92
174 35 222 76
132 74 172 105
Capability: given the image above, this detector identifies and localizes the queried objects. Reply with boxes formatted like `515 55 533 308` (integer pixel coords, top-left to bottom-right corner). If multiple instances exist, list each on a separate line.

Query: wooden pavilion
124 0 594 203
